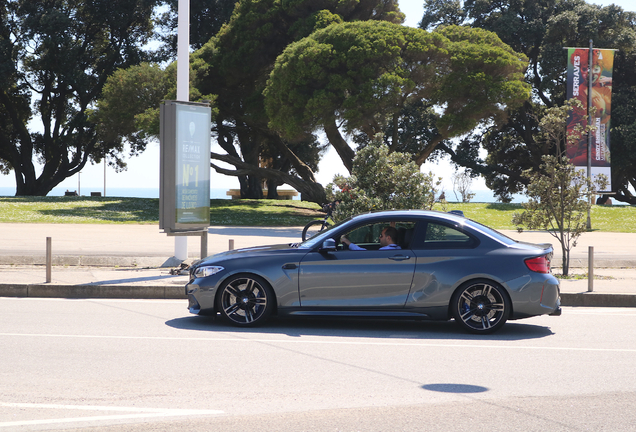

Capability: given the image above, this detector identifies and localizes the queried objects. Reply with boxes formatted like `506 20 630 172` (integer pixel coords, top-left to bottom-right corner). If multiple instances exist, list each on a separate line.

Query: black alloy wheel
217 275 274 326
451 280 510 334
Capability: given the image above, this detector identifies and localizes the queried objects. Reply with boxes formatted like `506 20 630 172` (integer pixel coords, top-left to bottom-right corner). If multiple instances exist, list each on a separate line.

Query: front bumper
186 281 219 315
186 283 201 314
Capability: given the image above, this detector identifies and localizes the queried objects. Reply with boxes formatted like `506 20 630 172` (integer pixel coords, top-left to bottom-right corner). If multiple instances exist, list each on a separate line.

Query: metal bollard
46 237 52 283
588 246 594 292
229 239 234 251
200 231 208 259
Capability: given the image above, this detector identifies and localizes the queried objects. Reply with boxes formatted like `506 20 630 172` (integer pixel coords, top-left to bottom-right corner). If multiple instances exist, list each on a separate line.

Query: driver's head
380 227 398 247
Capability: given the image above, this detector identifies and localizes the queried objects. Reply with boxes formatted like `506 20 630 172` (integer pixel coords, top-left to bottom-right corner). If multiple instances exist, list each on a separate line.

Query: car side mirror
320 238 336 252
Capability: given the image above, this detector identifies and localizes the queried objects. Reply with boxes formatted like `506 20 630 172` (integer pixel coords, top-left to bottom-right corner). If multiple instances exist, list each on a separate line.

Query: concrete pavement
0 223 635 307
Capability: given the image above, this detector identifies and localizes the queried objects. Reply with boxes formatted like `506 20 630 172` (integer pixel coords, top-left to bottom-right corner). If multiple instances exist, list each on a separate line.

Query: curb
560 293 636 308
1 284 634 308
0 284 186 300
0 256 175 268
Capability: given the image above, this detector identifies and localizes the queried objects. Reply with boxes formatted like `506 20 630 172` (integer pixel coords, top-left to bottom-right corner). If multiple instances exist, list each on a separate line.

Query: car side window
424 223 477 249
344 223 382 249
342 221 416 250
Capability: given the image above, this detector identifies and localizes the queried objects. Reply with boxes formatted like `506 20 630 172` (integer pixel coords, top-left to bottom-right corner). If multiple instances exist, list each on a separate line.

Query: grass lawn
0 196 323 226
0 196 634 232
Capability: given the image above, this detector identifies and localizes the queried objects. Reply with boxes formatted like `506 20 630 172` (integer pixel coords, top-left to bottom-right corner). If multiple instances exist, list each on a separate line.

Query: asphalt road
1 298 635 431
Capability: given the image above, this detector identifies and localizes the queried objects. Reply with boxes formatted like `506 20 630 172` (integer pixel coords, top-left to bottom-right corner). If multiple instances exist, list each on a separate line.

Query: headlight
194 266 225 278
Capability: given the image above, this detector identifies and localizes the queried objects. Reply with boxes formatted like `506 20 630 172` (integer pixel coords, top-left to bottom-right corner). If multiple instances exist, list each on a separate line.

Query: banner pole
586 39 593 230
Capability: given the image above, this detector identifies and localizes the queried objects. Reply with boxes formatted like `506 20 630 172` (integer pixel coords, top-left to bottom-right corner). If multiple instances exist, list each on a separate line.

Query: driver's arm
340 235 366 251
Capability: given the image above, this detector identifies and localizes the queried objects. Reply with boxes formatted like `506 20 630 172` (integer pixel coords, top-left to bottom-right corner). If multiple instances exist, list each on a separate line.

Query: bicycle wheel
302 220 330 241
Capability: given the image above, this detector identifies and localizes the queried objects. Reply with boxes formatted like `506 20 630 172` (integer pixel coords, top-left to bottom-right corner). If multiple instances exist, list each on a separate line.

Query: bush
326 136 441 221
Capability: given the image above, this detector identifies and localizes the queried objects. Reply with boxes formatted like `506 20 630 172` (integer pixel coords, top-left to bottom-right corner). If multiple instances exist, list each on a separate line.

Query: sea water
0 186 527 203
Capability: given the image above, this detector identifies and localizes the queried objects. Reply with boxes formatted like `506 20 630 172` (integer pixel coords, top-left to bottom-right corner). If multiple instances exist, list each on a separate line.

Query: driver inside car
340 226 401 251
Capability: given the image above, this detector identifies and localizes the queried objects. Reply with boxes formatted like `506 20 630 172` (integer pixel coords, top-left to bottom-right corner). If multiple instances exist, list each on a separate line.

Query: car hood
198 243 303 264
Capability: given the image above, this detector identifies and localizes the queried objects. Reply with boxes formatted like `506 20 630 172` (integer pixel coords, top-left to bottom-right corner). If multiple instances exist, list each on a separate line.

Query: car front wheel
217 274 274 326
451 280 510 334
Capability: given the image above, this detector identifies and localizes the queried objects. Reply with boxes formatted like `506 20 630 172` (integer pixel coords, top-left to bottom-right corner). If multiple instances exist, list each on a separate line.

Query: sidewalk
0 224 635 307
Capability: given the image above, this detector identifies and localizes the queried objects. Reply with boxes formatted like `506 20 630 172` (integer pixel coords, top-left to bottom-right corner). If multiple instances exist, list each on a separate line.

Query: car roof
349 209 466 223
347 209 517 246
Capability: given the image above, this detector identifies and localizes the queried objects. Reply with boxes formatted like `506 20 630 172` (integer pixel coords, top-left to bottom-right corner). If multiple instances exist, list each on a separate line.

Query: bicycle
302 200 339 241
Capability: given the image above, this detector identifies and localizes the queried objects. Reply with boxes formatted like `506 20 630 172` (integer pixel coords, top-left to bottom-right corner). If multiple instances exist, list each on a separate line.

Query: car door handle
388 255 410 261
282 263 298 270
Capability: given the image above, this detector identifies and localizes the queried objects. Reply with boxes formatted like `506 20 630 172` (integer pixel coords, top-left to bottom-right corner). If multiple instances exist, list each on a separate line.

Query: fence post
588 246 594 292
46 237 52 283
200 231 208 259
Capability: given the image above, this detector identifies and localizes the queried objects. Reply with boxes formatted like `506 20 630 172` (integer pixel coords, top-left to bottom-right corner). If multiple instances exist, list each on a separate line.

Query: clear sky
1 0 634 194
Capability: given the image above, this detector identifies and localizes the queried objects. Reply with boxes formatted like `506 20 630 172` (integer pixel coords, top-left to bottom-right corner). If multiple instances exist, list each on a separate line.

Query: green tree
192 0 404 202
265 22 530 172
89 63 176 172
512 155 606 275
0 0 159 196
154 0 238 59
325 135 441 222
420 0 636 204
512 100 607 275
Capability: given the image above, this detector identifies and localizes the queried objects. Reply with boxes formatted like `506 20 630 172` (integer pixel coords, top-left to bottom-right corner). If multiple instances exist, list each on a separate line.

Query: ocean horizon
0 186 526 203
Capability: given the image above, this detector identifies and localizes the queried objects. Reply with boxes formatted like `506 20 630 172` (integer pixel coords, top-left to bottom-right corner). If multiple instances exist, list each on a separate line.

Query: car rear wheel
451 280 510 334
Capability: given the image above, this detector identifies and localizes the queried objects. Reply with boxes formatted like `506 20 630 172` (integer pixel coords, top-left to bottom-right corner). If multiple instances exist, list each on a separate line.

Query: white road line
0 403 223 428
1 332 635 353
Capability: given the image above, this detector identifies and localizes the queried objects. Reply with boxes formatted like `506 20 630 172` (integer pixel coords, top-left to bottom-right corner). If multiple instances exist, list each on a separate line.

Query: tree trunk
241 176 263 199
414 133 445 166
266 178 279 199
211 152 327 204
323 119 354 174
561 243 569 276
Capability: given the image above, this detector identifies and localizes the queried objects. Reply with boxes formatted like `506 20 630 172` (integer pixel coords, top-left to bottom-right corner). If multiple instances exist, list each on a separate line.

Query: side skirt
280 308 438 320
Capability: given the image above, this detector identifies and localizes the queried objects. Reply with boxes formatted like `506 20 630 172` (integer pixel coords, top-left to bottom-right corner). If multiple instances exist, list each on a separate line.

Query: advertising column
160 101 211 234
175 104 211 228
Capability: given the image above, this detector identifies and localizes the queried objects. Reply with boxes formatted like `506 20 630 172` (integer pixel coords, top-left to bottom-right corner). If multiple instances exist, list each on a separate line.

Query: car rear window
423 223 477 248
463 219 518 246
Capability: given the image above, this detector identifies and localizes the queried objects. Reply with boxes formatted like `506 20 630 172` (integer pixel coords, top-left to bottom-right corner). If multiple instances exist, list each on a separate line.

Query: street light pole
174 0 190 260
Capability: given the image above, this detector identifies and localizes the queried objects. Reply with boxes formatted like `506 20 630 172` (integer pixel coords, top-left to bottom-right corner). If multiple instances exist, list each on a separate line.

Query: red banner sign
566 48 613 189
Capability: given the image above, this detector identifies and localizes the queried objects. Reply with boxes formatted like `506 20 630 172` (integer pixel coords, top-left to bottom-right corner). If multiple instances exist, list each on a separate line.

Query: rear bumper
507 273 561 319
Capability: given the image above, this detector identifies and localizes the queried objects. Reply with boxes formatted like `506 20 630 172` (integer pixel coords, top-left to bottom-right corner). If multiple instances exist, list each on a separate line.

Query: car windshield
298 218 351 249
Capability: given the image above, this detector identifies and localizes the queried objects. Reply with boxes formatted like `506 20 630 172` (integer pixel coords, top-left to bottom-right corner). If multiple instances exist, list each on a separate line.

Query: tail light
525 255 550 274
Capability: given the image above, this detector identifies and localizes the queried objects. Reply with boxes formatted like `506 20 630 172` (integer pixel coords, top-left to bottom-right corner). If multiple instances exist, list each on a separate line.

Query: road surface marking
0 403 223 428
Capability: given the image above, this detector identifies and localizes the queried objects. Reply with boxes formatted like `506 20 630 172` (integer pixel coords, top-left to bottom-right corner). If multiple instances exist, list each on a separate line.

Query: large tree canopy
154 0 238 59
88 62 177 171
420 0 636 203
264 22 530 172
0 0 159 196
191 0 404 203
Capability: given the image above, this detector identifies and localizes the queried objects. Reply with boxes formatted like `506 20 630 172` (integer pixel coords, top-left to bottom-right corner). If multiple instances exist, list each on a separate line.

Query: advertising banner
175 104 211 226
566 48 613 189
